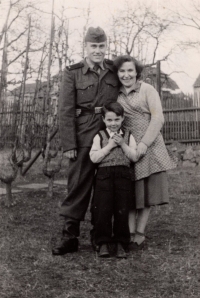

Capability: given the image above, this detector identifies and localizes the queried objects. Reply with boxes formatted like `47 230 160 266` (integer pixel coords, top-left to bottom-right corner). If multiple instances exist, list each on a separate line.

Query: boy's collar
106 128 123 137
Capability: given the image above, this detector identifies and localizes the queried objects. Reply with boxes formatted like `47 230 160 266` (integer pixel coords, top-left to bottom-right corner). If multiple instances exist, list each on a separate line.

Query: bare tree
108 2 176 65
169 0 200 50
41 0 63 199
0 141 23 206
0 0 49 99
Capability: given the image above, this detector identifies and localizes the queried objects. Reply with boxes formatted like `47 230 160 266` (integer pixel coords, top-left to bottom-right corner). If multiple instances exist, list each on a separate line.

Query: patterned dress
118 82 177 208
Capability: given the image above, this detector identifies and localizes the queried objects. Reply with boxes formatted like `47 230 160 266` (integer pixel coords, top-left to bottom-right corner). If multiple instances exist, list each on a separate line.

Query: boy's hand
113 133 125 146
108 137 117 149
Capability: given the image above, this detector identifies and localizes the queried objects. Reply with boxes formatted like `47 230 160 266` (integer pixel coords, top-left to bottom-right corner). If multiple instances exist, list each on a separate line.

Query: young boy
89 102 138 258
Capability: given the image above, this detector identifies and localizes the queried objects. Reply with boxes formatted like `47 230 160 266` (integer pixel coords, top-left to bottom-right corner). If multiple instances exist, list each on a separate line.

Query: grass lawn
0 167 199 298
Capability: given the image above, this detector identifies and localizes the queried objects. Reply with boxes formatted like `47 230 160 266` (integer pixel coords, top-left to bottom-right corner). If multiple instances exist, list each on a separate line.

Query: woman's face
117 61 137 88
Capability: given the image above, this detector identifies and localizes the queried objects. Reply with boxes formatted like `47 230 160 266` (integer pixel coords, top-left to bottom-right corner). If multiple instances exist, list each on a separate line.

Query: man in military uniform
52 27 120 255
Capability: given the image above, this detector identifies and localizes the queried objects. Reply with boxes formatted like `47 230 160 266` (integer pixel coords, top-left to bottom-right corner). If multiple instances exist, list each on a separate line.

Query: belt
76 107 102 117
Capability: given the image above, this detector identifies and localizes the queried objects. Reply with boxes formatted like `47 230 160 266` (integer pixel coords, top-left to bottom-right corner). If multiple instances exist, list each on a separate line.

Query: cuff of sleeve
140 139 150 147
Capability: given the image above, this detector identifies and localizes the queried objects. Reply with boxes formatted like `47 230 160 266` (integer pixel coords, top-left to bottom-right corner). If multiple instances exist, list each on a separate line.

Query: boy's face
103 111 124 133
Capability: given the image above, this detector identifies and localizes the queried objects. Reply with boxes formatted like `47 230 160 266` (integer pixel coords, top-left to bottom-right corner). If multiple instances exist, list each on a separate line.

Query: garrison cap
85 27 107 43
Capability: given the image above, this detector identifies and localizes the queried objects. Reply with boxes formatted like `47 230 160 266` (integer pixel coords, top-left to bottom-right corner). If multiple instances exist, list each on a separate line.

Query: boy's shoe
116 243 127 258
99 244 110 258
52 237 78 255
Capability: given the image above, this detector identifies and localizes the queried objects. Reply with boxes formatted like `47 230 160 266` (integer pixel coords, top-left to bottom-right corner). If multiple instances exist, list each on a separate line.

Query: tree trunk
5 182 13 207
47 174 54 199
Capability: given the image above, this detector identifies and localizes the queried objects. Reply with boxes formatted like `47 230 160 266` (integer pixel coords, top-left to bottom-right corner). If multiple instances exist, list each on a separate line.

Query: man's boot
52 217 80 255
52 235 79 255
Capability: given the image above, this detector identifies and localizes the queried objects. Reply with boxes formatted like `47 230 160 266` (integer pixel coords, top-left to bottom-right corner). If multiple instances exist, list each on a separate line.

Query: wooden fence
1 92 200 148
0 100 58 149
162 93 200 144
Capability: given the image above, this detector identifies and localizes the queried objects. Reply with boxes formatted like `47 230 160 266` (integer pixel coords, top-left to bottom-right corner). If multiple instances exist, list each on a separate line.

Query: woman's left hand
137 142 148 159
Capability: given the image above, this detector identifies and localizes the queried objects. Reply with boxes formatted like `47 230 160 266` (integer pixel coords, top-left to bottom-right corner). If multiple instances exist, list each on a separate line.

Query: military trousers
93 166 132 245
60 147 96 237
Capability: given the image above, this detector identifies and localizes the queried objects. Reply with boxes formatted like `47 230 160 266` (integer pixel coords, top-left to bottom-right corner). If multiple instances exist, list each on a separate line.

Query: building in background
142 66 181 96
193 74 200 100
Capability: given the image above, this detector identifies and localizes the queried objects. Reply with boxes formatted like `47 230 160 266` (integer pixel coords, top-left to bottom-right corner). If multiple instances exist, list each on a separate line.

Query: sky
0 0 200 93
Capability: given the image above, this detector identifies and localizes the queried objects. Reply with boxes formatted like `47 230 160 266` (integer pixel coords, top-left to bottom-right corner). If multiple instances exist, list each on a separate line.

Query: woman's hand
113 133 125 146
137 142 147 159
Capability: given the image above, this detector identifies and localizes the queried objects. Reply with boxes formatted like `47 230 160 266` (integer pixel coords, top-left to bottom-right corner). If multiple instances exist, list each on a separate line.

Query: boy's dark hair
113 55 143 80
102 102 124 118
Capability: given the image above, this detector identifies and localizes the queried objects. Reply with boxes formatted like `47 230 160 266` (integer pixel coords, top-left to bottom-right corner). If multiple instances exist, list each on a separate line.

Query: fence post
156 60 161 98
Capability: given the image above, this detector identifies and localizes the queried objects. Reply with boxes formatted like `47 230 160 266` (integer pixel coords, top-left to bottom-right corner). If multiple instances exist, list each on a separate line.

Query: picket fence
161 93 200 145
0 100 58 149
0 92 200 148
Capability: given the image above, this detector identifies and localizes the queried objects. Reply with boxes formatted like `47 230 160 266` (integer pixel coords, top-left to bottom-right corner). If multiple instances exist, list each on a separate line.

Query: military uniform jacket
59 58 120 151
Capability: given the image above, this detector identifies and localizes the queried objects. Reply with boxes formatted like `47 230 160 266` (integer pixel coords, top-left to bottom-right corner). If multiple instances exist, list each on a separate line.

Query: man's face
103 112 124 133
85 42 107 64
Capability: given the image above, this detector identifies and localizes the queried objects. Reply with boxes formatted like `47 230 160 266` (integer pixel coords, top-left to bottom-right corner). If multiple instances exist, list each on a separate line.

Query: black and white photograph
0 0 199 297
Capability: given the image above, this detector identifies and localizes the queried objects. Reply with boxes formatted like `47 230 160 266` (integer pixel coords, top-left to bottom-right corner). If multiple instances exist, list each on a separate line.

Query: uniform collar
119 80 141 95
86 58 105 70
82 58 114 74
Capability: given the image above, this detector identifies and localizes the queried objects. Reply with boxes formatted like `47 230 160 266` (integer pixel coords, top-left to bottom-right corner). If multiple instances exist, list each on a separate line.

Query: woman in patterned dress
113 55 177 249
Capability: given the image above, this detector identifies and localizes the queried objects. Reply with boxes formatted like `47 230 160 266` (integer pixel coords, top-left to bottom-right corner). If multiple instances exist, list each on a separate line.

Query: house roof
193 74 200 88
10 81 47 97
143 66 180 91
163 76 179 91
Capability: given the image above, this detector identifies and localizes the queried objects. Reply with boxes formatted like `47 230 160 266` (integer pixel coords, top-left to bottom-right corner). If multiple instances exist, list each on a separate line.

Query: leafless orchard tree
0 0 44 100
108 2 177 66
0 13 47 206
41 0 63 199
0 141 21 207
169 0 200 50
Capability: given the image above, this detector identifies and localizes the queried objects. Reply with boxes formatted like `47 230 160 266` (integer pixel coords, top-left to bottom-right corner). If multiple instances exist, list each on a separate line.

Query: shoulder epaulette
104 59 113 65
66 62 84 71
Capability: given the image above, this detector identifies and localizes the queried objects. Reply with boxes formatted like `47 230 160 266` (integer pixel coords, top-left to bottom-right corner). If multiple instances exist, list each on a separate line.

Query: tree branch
8 49 26 66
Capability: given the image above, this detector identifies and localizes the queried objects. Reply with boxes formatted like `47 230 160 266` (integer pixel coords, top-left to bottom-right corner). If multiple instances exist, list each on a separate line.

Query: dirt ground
0 163 200 298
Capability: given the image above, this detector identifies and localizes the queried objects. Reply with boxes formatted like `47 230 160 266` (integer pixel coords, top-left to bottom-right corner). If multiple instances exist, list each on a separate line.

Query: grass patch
0 167 200 298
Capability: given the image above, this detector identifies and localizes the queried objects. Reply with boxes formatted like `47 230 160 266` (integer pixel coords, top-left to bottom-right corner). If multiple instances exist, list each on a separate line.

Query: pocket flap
76 82 94 90
105 79 118 87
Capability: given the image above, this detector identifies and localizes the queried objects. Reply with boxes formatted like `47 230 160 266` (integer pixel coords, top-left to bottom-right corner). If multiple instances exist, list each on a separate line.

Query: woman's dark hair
102 102 124 118
113 55 144 80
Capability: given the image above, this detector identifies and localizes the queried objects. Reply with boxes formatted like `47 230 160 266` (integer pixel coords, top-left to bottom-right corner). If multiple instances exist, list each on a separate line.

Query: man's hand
113 133 125 146
137 142 147 159
64 149 77 160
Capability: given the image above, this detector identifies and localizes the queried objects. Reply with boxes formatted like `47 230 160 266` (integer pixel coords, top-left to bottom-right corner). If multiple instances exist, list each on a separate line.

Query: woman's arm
140 83 164 147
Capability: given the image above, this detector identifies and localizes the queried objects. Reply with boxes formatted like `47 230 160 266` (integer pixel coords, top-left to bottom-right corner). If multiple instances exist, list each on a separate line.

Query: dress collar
119 80 141 95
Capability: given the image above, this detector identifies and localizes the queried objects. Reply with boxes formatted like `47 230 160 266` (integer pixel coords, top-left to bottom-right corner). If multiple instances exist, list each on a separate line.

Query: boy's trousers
93 166 132 245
